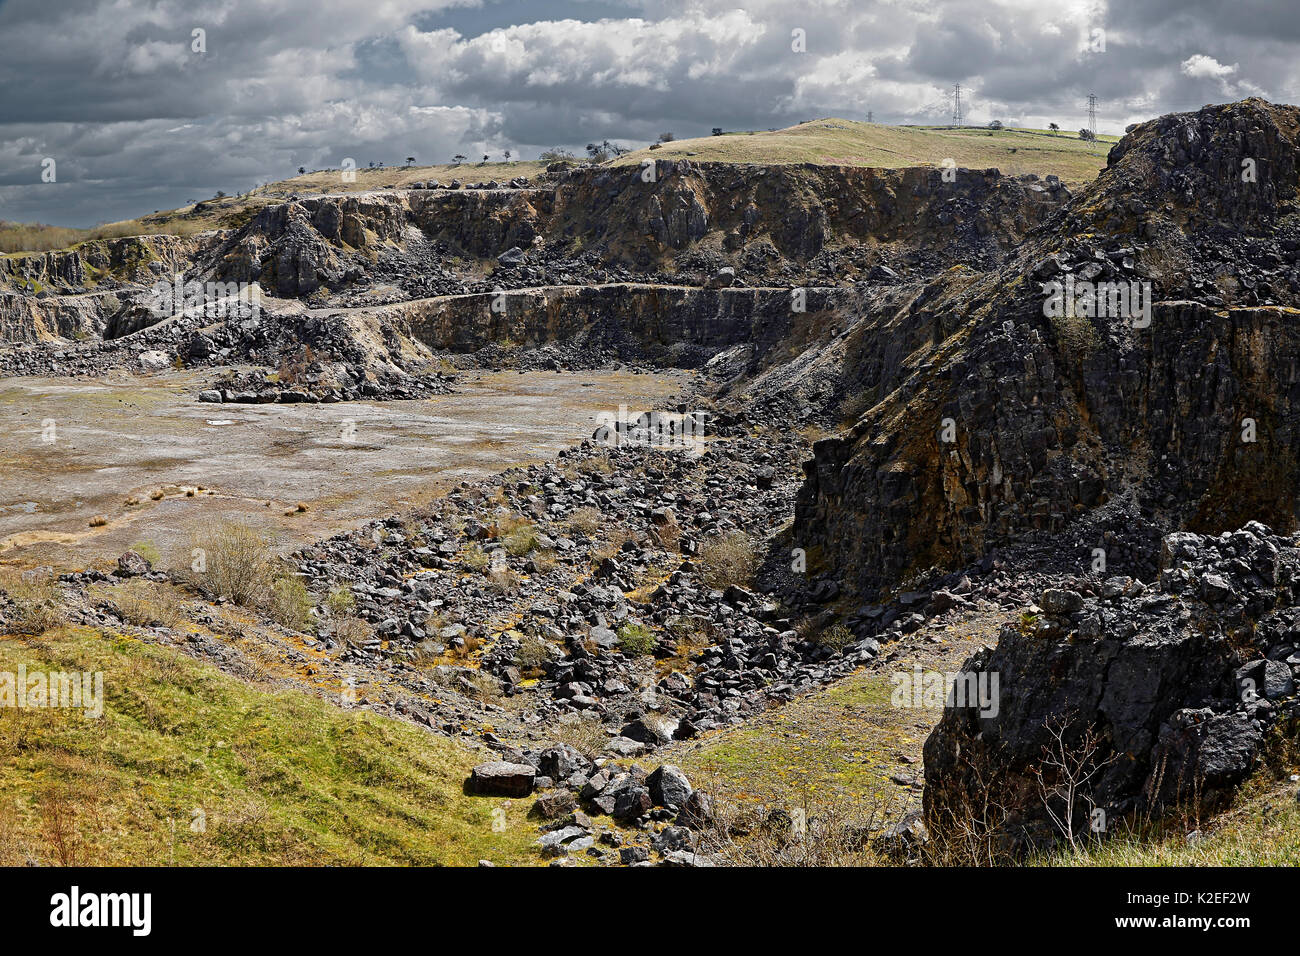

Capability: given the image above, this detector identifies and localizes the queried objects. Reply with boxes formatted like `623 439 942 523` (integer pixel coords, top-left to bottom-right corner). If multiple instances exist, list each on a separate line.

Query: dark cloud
0 0 1295 226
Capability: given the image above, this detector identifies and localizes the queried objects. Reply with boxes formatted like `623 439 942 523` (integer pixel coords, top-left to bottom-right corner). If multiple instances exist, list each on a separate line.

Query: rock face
795 99 1300 603
401 284 861 363
923 522 1300 852
0 234 204 297
0 290 119 344
194 159 1066 300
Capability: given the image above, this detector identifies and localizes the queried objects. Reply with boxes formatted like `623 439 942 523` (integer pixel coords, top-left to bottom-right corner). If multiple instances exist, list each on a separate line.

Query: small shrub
568 507 602 535
503 523 540 556
466 671 501 699
0 569 64 634
324 585 355 616
515 634 553 675
412 639 443 665
652 516 682 552
486 567 520 595
447 634 483 662
102 580 184 628
192 521 276 607
269 576 313 631
333 617 373 647
462 543 490 571
817 624 855 653
617 622 657 657
698 531 757 589
548 714 608 760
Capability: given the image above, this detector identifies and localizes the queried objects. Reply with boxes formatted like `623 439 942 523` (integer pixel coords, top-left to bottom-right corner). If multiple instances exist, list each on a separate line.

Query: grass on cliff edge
614 119 1119 185
0 625 541 866
2 119 1119 254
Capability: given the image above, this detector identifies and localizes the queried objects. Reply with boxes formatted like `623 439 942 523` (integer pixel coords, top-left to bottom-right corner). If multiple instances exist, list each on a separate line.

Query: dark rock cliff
795 100 1300 603
923 522 1300 852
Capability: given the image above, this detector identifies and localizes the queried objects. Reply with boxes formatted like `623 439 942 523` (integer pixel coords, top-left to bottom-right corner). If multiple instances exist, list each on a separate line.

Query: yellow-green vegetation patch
0 625 541 866
614 119 1115 186
1031 773 1300 867
675 669 940 809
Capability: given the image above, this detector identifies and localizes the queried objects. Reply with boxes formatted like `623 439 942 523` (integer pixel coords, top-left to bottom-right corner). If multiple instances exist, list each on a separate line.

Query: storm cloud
0 0 1295 226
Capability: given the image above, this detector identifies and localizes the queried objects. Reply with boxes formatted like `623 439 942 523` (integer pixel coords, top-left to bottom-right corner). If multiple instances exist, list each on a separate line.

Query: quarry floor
0 368 685 569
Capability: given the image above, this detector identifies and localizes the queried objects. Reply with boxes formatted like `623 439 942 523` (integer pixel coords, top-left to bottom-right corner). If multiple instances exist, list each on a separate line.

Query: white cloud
1181 54 1237 79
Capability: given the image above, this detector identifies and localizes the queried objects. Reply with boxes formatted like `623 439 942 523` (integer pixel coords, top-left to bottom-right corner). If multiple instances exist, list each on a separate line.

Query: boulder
924 524 1300 854
647 764 692 810
705 267 735 289
675 789 715 830
115 551 151 578
612 786 653 821
496 246 526 268
531 791 577 820
467 761 535 797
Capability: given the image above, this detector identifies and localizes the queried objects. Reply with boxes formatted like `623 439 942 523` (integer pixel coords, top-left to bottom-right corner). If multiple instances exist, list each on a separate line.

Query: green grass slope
0 625 541 866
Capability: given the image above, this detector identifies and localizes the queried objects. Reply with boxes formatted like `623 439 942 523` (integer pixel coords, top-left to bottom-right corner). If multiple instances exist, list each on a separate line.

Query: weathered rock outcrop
0 290 122 343
399 283 863 365
197 159 1069 300
541 160 1069 271
0 234 206 295
1085 97 1300 236
795 99 1300 602
923 522 1300 852
210 195 409 296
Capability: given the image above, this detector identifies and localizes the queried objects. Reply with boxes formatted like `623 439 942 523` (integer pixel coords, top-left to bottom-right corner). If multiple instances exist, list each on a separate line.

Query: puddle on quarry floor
0 368 687 568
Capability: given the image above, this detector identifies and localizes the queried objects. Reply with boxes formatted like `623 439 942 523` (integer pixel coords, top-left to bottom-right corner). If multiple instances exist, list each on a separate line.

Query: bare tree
1033 716 1117 850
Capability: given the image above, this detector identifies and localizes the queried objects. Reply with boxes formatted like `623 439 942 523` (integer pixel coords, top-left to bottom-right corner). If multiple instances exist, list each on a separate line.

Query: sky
0 0 1296 227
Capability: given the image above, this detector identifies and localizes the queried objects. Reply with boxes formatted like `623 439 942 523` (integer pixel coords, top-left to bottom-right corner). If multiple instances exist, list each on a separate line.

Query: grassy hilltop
1 118 1117 255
